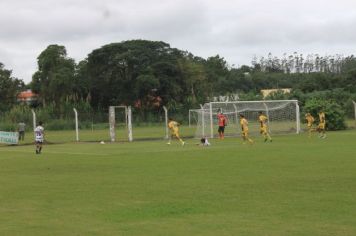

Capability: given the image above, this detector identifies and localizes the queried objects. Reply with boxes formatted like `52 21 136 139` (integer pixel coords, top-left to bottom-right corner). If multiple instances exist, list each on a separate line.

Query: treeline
1 40 356 124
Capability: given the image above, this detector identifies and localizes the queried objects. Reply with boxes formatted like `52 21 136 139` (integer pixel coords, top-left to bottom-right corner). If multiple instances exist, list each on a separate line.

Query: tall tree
86 40 192 111
31 45 76 108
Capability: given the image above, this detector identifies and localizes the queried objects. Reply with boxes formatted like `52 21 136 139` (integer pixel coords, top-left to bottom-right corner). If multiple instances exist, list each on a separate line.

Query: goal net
193 100 300 138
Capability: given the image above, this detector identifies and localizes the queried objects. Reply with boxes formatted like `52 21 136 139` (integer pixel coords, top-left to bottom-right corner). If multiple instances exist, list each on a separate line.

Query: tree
0 62 24 111
31 45 76 109
86 40 200 113
204 55 229 95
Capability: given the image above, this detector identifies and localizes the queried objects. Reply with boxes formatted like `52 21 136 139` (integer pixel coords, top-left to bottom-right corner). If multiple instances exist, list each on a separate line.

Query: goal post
109 106 132 142
353 101 356 120
193 100 300 138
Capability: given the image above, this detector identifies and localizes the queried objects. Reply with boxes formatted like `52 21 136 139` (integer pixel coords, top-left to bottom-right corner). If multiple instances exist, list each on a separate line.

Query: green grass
0 130 356 235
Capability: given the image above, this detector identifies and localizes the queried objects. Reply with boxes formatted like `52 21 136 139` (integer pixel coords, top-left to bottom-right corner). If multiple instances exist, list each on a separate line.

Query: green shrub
303 98 346 130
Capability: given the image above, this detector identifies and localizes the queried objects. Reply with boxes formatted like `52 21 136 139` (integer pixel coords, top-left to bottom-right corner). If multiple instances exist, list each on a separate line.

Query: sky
1 0 356 83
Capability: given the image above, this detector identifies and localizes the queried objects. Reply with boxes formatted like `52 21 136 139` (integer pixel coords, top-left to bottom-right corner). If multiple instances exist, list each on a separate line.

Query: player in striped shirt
34 121 44 154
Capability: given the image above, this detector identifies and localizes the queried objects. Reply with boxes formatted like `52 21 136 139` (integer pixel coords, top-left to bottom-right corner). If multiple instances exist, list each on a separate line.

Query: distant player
34 121 44 154
258 111 272 142
239 114 254 144
317 111 326 138
167 118 185 146
305 112 315 138
217 110 227 139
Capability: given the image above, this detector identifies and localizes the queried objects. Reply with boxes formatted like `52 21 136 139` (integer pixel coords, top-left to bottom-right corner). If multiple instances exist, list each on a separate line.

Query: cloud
0 0 356 82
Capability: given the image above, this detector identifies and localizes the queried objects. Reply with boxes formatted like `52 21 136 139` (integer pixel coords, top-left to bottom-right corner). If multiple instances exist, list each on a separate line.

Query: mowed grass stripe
0 130 355 235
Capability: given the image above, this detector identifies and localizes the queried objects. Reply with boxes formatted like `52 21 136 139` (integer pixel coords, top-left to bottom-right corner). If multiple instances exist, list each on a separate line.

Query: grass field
0 130 356 235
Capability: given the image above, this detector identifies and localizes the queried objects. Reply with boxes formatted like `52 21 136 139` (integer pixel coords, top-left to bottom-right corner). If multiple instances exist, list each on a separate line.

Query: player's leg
241 132 247 144
218 127 222 139
307 126 311 137
260 128 267 142
246 132 254 144
35 142 39 154
175 132 185 145
321 125 326 138
38 142 43 153
167 133 173 144
265 129 272 142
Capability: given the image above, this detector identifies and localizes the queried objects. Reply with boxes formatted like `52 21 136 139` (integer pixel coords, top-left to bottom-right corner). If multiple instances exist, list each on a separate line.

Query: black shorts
218 126 225 133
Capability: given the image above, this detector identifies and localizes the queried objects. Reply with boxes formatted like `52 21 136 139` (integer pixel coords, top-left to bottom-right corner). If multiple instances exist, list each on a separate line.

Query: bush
303 98 346 130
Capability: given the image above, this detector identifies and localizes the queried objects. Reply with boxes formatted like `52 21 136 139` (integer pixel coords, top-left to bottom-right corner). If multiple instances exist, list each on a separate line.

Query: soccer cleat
166 142 171 145
182 142 185 146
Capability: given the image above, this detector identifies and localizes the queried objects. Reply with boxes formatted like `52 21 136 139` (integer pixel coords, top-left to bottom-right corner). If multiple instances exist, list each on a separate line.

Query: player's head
305 112 310 116
38 121 43 126
168 117 173 121
258 111 263 115
239 114 244 118
200 137 205 143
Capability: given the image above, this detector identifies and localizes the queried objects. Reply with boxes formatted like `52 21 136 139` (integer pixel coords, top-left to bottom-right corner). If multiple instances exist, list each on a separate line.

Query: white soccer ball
100 141 105 144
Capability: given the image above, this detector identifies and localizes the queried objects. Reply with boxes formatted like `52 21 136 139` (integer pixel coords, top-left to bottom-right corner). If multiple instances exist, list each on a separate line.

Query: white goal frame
195 100 300 138
353 101 356 120
109 106 133 142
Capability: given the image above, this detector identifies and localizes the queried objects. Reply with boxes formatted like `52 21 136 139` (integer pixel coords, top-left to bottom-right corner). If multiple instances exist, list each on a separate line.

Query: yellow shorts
260 127 267 134
242 130 248 137
171 130 179 137
318 123 325 130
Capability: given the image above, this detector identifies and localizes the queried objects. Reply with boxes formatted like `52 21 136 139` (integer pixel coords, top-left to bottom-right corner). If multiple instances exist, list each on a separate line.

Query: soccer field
0 130 356 235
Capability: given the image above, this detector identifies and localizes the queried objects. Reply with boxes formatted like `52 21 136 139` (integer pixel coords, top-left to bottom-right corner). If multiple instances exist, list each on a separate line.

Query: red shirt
217 113 227 127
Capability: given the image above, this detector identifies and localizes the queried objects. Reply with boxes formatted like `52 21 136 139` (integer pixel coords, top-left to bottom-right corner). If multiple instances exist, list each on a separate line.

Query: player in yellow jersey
258 111 272 142
239 114 254 144
167 118 185 146
317 111 326 138
305 112 315 138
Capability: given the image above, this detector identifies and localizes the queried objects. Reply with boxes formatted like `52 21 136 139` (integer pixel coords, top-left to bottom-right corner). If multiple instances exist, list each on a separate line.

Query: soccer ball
100 141 105 144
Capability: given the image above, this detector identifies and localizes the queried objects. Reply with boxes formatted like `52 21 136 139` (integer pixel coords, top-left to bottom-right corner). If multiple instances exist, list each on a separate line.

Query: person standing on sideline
18 121 26 141
217 110 227 139
239 114 254 144
167 118 185 146
34 121 45 154
258 111 272 142
305 113 315 138
317 111 326 138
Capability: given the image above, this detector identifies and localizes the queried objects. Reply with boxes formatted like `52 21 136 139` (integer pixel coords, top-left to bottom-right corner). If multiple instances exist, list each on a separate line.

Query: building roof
17 90 38 101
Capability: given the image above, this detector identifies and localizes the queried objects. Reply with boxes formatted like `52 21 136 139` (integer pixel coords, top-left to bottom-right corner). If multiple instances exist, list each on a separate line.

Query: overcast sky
1 0 356 83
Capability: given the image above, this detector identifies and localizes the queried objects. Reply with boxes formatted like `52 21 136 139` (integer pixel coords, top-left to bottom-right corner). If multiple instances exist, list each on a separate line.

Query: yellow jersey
305 114 314 127
240 118 249 131
258 114 268 128
168 121 179 133
319 112 325 124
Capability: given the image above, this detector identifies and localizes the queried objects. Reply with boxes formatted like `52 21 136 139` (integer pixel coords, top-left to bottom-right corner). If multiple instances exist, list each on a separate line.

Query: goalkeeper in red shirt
217 110 227 139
